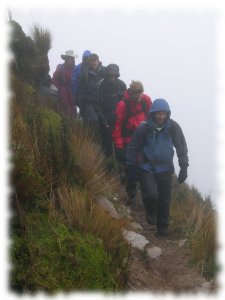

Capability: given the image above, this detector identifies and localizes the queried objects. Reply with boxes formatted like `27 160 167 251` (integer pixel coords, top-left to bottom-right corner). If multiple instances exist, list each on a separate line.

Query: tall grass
70 121 120 199
57 185 128 253
171 182 218 279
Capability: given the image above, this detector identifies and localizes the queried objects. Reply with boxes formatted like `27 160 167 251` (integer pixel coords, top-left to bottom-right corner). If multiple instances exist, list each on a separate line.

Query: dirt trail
124 190 216 294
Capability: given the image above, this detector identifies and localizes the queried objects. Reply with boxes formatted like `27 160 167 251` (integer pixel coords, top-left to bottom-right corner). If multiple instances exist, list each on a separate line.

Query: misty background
9 7 218 200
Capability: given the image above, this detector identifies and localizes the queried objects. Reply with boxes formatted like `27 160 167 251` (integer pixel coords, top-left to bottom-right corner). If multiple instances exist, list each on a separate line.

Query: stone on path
129 222 143 232
123 229 149 250
147 246 162 259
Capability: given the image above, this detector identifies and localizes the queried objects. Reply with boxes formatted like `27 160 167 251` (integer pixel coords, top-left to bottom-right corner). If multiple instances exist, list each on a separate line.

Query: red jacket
112 91 152 149
52 63 76 114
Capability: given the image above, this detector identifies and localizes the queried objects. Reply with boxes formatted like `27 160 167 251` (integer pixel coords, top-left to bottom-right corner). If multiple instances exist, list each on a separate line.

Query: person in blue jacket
71 50 92 102
126 98 189 236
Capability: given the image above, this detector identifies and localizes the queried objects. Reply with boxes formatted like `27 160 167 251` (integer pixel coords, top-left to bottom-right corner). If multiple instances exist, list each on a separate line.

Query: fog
1 0 225 298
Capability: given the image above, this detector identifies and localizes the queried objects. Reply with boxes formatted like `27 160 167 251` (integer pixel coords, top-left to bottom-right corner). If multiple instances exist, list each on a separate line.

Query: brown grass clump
171 182 218 279
57 185 128 252
70 122 120 200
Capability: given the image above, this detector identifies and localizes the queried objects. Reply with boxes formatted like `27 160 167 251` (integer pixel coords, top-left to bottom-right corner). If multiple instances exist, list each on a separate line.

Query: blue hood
150 98 171 114
82 50 92 59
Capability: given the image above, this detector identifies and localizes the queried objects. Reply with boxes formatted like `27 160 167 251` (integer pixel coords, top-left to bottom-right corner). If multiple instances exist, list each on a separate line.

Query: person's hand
178 168 187 184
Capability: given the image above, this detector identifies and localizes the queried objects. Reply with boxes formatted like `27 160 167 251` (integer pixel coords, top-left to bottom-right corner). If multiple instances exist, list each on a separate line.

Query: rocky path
122 190 216 294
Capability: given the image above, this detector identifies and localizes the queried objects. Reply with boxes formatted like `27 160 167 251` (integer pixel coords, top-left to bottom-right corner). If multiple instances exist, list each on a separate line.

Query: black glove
115 148 125 163
178 168 187 184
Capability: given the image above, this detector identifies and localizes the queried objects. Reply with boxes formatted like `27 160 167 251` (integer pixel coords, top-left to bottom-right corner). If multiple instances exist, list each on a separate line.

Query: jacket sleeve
126 123 147 166
112 101 126 149
171 119 189 169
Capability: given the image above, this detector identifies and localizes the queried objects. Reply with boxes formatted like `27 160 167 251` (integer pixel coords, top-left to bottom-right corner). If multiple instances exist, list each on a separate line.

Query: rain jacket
52 63 75 114
126 98 189 173
77 63 105 122
71 50 91 96
112 90 152 149
95 76 127 128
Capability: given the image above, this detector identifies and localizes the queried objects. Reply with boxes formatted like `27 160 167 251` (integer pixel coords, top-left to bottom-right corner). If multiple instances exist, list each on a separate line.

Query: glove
115 148 125 163
178 168 187 184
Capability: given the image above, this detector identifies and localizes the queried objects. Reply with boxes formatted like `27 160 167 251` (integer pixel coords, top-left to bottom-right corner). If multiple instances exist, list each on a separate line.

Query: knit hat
129 80 144 94
105 64 120 77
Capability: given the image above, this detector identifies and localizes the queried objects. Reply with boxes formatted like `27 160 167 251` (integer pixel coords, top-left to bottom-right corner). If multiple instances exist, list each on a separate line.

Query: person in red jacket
52 50 77 116
112 80 152 204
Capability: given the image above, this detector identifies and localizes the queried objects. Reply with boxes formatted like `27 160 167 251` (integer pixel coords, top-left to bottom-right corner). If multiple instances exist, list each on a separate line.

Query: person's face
129 90 143 102
65 56 75 66
154 111 168 125
107 74 118 83
89 59 99 71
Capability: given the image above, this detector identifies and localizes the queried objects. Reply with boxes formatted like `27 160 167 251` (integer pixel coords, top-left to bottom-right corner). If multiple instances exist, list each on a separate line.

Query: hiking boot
146 214 157 225
156 227 170 237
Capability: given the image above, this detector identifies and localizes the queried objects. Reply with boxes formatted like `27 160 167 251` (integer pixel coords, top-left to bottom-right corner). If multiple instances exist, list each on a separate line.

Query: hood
150 98 171 115
82 50 92 59
105 64 120 77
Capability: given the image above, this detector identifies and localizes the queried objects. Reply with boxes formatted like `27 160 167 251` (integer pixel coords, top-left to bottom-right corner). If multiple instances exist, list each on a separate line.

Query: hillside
8 20 218 295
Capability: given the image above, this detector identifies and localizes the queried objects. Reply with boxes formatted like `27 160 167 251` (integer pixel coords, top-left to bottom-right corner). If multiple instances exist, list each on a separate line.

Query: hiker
76 53 105 129
126 98 189 236
95 64 127 157
52 50 77 115
71 50 92 101
112 80 152 202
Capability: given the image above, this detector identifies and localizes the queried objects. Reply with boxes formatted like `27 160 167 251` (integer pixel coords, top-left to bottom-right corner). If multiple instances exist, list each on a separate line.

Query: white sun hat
61 50 78 60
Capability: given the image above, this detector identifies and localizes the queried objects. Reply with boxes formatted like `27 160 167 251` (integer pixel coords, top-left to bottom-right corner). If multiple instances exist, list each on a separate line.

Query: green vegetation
10 74 129 292
10 212 119 293
171 181 218 280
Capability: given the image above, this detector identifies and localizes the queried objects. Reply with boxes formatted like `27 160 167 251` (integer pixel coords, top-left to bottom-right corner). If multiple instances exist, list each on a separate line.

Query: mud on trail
123 190 216 294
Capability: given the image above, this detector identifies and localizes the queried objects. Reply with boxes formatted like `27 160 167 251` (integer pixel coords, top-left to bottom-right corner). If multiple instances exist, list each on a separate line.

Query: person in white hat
52 50 78 115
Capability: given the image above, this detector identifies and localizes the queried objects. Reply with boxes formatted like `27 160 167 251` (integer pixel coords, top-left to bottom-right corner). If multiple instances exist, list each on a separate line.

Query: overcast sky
1 0 225 298
8 6 219 200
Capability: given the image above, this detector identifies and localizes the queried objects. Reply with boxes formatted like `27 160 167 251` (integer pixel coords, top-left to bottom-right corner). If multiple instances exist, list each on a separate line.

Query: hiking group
51 49 189 237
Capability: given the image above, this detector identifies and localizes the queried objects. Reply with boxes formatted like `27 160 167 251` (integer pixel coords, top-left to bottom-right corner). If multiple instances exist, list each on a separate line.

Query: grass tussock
70 122 120 199
171 182 218 279
31 23 52 53
57 185 129 252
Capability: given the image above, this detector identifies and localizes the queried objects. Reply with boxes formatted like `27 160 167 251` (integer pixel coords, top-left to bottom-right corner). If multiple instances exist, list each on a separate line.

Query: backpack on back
122 98 148 137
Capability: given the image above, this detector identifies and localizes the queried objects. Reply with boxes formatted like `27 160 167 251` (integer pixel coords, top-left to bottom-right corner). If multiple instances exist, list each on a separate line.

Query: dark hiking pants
126 166 140 201
139 170 172 229
99 123 113 157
